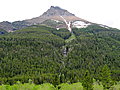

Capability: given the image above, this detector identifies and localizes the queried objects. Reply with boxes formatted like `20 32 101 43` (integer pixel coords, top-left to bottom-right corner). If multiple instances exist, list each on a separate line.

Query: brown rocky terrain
25 6 88 24
0 6 91 31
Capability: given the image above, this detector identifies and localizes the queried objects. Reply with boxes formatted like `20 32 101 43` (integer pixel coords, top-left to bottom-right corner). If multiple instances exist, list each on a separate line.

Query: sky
0 0 120 29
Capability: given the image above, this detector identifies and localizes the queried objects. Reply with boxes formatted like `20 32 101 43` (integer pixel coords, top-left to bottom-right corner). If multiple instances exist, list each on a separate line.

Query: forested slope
0 25 120 89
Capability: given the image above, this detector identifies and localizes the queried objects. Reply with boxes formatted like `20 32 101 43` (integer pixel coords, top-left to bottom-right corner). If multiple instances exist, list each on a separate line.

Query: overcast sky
0 0 120 29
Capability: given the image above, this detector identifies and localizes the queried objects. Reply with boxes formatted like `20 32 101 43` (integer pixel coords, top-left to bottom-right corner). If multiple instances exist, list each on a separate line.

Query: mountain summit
0 6 92 31
25 6 78 23
25 6 91 30
42 6 75 16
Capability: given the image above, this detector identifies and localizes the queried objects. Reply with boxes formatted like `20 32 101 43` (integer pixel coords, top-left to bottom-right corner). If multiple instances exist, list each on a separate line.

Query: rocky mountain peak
42 6 75 16
50 6 62 10
0 6 90 31
25 6 87 24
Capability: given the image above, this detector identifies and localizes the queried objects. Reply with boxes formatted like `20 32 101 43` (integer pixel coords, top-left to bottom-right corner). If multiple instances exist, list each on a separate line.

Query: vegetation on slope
0 25 120 89
0 29 7 34
0 81 120 90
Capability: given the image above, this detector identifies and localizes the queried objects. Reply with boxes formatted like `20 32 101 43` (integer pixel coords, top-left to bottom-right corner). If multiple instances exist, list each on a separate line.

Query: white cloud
0 0 120 29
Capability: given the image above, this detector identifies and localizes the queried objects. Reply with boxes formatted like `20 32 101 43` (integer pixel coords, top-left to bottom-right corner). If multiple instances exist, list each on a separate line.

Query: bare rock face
25 6 78 24
0 21 31 32
25 6 84 24
0 21 14 32
25 6 90 29
42 6 75 16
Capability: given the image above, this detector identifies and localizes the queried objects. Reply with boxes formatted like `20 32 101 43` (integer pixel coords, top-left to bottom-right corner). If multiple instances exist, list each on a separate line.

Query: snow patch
8 30 14 32
60 16 72 32
51 19 60 23
72 21 91 28
56 28 60 30
99 25 110 29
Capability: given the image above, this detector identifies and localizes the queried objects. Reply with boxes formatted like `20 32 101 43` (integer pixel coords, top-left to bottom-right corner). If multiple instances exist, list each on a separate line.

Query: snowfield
72 21 91 28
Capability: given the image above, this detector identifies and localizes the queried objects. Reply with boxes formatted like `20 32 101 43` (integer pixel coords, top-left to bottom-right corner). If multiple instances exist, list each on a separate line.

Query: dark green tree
82 70 93 90
99 65 113 89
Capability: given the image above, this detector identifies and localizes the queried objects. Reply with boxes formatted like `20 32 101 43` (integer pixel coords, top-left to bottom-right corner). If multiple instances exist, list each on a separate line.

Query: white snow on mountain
60 16 72 32
99 24 110 29
51 19 60 23
72 21 91 28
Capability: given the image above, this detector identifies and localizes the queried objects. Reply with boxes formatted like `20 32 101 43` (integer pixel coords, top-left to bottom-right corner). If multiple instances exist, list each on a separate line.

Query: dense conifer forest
0 25 120 89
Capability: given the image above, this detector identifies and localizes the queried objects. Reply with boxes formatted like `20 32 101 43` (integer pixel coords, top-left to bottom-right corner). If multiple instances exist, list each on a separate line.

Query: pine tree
99 65 113 89
82 70 93 90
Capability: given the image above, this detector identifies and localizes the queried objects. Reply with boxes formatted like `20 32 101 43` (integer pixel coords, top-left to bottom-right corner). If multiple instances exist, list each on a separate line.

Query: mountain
0 6 120 88
0 6 92 31
25 6 91 30
25 6 88 23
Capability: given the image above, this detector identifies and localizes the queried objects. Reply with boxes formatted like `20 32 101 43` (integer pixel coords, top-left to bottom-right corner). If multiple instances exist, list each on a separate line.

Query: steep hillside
0 25 119 87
